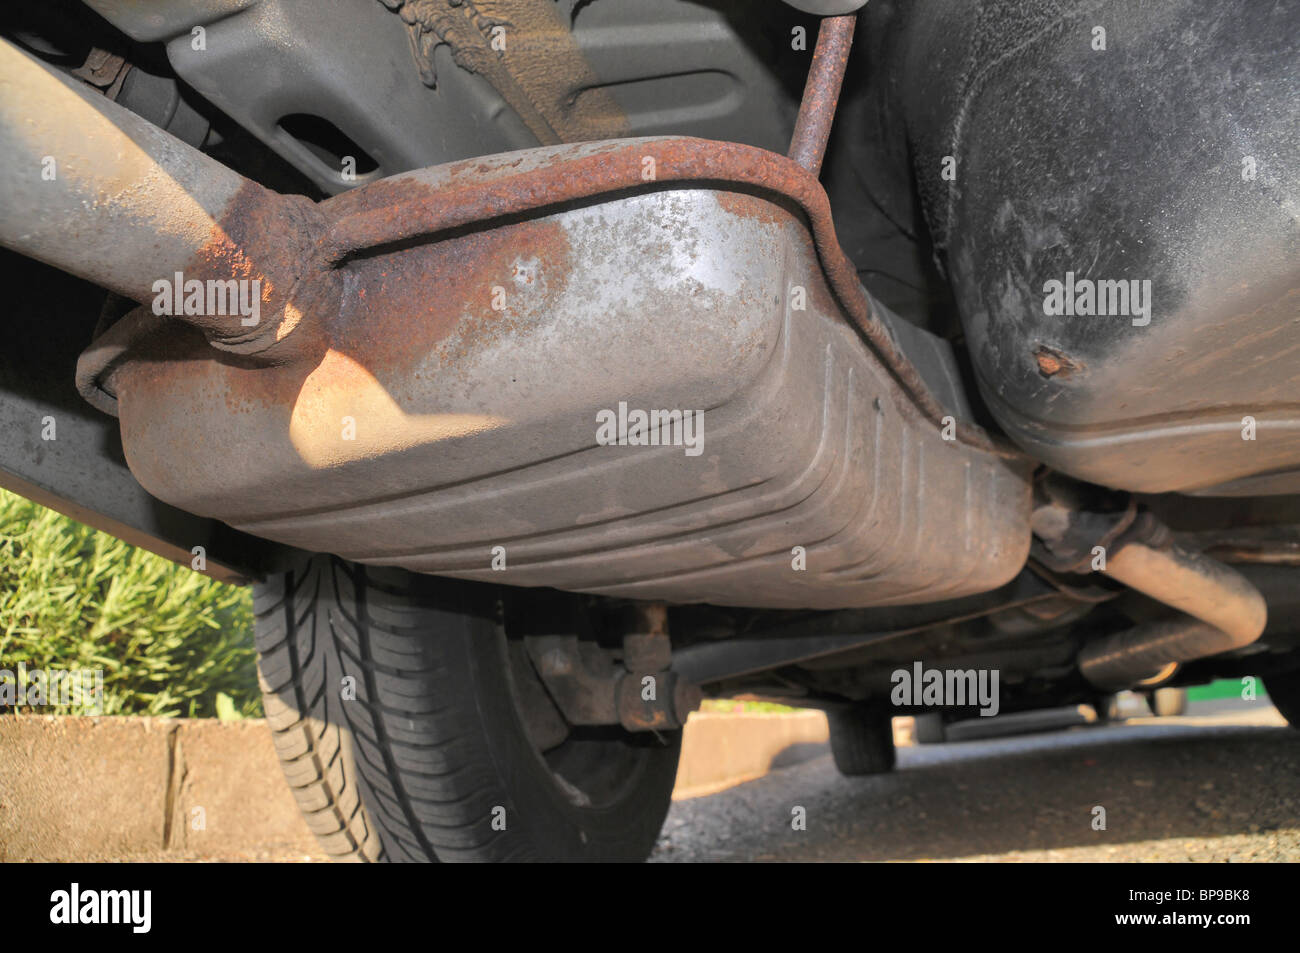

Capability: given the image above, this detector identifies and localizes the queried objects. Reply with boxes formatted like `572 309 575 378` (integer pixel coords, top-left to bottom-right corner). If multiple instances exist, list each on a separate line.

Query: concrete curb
673 710 829 799
0 716 317 861
0 710 832 860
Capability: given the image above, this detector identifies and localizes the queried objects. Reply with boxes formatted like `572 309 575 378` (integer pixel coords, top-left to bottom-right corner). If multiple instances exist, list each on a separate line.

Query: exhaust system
0 28 1034 611
0 40 320 357
0 27 994 450
1033 481 1268 690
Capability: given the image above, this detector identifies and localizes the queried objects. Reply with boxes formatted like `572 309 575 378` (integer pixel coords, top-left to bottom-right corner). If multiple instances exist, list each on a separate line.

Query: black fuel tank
887 0 1299 494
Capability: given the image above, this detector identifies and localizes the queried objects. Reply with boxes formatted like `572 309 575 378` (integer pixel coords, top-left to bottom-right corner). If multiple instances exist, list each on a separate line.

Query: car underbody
1 0 1297 861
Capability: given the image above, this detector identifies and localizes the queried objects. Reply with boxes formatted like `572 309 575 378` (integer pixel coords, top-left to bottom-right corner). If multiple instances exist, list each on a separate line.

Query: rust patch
109 214 572 433
381 0 629 144
1034 344 1084 379
185 184 327 355
331 214 572 383
714 190 790 230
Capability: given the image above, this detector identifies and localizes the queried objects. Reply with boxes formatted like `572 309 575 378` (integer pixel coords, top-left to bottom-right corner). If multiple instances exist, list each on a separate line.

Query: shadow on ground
652 705 1300 862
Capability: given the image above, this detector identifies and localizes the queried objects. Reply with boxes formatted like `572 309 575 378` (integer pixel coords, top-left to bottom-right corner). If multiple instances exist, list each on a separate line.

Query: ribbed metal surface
109 183 1030 609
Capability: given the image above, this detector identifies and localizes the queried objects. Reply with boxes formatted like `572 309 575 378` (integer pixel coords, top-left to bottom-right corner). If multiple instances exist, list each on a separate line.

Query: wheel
254 555 681 862
1264 668 1300 729
1092 694 1121 722
913 712 946 744
1150 687 1189 717
827 702 896 775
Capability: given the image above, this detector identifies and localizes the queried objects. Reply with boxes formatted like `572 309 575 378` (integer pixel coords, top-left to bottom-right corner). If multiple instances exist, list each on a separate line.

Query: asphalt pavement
651 701 1298 862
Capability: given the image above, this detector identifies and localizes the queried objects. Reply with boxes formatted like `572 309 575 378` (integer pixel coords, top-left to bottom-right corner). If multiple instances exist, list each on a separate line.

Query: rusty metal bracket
523 613 701 733
524 635 620 725
788 14 856 177
618 604 701 731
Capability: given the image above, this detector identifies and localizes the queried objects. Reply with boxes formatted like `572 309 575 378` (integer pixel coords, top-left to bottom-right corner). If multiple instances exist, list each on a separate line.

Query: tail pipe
1080 537 1267 690
1034 496 1268 691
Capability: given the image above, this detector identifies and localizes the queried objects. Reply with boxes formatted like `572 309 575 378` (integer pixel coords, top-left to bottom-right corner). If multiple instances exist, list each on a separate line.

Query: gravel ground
650 703 1299 862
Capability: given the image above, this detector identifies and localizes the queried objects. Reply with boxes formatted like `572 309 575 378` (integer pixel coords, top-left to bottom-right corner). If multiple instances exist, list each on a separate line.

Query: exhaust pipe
1034 492 1268 690
1078 619 1245 692
1103 524 1268 647
0 39 321 356
1077 526 1267 690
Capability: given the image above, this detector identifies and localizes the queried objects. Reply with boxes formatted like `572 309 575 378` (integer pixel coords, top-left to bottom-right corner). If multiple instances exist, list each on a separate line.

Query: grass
0 488 261 718
1188 678 1265 702
700 699 803 714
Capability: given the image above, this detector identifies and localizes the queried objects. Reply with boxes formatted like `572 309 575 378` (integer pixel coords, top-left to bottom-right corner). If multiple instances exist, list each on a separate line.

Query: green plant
0 489 260 717
699 699 802 714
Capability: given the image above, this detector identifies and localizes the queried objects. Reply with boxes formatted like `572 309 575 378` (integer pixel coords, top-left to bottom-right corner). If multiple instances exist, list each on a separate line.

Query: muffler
0 37 1032 611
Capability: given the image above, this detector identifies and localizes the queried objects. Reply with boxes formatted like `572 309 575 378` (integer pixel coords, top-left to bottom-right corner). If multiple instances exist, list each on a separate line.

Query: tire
1093 694 1120 722
254 554 681 862
1150 687 1188 717
1264 668 1300 729
827 702 896 776
913 712 946 745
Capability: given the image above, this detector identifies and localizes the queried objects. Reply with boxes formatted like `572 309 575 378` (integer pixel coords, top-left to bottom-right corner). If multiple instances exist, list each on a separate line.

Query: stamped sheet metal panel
113 187 1031 609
